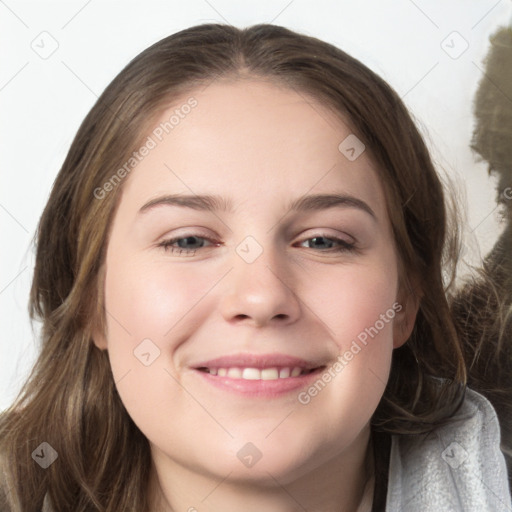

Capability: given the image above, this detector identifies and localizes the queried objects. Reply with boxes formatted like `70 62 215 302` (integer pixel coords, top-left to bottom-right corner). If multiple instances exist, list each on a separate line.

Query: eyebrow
138 193 376 220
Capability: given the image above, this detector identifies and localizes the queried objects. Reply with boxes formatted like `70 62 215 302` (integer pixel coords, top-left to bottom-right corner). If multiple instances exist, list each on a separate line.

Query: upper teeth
206 367 305 380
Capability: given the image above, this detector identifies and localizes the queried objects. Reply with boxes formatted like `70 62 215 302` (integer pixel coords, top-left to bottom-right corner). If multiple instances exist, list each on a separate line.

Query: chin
201 435 322 486
219 457 315 488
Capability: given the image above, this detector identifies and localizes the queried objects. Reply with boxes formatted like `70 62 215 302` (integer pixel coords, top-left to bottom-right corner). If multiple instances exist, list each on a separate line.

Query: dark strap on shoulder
371 429 391 511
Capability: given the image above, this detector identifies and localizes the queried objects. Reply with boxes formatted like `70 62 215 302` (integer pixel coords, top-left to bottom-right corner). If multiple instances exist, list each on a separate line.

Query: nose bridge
235 231 291 284
219 232 301 326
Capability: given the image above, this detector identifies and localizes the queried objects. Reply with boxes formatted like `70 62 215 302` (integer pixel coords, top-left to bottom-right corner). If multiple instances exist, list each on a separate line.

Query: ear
393 278 422 349
92 325 108 350
89 308 108 350
89 265 108 351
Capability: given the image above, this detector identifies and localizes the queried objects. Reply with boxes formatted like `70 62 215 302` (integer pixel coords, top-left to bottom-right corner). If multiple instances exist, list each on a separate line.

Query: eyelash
157 234 357 256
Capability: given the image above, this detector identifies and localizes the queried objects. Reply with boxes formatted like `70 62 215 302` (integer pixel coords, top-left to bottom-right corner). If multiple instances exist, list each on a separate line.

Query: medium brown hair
1 23 469 511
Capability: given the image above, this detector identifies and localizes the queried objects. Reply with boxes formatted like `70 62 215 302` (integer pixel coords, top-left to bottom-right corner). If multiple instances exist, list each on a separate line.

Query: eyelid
156 226 216 242
297 228 357 244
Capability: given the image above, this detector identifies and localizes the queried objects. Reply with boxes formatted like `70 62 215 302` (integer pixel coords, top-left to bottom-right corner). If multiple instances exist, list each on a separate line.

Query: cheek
303 256 399 399
101 257 207 432
101 256 224 399
104 257 216 341
309 259 399 344
292 263 397 436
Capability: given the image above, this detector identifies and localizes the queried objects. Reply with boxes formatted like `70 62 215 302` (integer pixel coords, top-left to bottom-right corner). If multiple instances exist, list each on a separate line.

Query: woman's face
94 79 416 486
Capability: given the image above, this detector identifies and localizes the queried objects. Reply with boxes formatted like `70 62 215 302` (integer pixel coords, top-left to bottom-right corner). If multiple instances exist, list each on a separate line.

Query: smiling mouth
196 366 324 380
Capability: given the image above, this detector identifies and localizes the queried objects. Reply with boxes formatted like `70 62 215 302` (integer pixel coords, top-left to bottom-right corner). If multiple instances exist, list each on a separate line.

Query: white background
1 0 511 411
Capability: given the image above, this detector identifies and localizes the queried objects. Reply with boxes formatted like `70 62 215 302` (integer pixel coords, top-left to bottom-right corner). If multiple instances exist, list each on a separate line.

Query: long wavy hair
0 23 471 511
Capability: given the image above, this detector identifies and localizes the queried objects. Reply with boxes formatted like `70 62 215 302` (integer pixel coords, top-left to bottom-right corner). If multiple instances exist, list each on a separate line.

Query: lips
198 366 314 379
193 353 322 375
191 353 326 397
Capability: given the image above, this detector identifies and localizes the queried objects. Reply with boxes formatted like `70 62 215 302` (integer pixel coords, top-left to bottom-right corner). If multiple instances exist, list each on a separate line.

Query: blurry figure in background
451 25 512 490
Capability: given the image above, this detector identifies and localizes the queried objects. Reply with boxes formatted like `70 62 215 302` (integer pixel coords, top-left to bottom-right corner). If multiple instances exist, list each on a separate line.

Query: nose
219 241 302 328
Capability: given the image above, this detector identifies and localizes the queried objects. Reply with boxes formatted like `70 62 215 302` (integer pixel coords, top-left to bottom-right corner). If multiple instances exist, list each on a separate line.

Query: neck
148 426 374 512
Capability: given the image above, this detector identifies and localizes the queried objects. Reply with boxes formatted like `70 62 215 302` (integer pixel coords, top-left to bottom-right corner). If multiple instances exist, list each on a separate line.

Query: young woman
1 23 510 511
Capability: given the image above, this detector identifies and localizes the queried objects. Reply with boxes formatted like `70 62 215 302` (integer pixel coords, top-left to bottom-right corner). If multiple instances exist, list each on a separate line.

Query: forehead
118 79 387 220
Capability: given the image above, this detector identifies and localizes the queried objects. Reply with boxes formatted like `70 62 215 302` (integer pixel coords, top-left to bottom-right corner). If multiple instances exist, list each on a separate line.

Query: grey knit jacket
386 387 511 511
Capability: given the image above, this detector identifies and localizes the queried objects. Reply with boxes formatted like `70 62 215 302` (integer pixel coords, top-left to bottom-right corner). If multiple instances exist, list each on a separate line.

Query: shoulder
386 386 512 511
